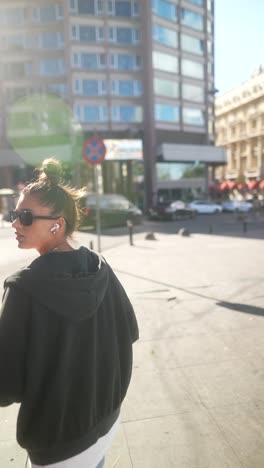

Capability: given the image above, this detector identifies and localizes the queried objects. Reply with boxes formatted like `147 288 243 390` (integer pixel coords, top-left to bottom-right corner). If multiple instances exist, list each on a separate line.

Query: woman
0 159 139 468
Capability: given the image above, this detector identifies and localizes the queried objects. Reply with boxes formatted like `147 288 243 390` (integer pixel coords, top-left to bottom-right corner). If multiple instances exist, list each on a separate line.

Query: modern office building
0 0 225 207
215 66 264 185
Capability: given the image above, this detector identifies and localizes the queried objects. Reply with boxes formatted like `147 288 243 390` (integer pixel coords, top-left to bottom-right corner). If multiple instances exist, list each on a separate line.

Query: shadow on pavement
217 301 264 317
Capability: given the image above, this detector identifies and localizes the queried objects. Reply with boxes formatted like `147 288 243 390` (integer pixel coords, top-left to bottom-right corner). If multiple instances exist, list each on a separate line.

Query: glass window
48 83 67 95
80 53 105 69
112 80 142 96
182 59 204 79
79 25 96 42
119 81 134 96
40 59 65 75
181 34 204 55
116 28 133 44
73 53 79 66
152 0 177 21
155 103 179 122
157 162 205 181
181 9 203 31
78 0 95 14
112 106 143 122
81 54 97 69
152 24 178 48
183 108 204 126
133 2 139 16
41 32 63 49
84 106 99 121
83 80 99 96
98 27 104 40
97 1 103 13
115 1 132 16
153 51 178 73
117 55 133 70
2 8 26 25
188 0 203 5
4 35 24 49
154 78 179 98
39 6 57 22
182 83 204 102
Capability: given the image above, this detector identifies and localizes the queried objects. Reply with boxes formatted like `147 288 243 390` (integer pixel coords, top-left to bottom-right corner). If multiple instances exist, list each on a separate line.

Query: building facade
0 0 223 207
215 66 264 184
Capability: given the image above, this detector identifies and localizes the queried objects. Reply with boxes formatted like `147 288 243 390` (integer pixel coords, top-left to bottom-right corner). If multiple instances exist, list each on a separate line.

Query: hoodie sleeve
0 285 31 406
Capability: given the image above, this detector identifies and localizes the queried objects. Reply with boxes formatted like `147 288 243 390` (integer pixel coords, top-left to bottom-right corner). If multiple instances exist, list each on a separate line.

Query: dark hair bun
40 158 62 185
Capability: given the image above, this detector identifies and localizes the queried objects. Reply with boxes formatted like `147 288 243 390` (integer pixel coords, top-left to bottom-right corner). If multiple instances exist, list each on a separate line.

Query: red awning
259 180 264 190
209 183 220 191
228 181 237 190
220 181 229 190
237 184 247 191
247 180 258 190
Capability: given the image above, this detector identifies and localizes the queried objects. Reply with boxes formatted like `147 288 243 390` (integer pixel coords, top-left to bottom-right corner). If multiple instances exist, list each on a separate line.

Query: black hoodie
0 247 138 465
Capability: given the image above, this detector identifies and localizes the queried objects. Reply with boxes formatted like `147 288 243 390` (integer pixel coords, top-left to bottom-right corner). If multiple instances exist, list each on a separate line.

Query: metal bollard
127 220 133 246
89 240 94 250
209 224 213 234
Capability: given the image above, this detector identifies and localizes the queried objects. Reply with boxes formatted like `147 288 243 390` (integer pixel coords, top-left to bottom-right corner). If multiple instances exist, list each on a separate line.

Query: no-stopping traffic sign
82 137 106 165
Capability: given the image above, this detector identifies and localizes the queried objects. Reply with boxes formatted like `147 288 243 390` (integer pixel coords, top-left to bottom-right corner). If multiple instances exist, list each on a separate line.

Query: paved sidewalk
1 231 264 467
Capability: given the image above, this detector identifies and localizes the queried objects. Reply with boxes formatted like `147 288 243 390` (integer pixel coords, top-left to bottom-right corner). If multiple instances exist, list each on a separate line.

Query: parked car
189 200 223 214
222 200 252 213
149 200 196 220
80 193 143 229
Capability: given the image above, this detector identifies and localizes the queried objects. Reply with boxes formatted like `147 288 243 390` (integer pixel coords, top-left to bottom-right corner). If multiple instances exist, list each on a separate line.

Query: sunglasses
10 209 60 226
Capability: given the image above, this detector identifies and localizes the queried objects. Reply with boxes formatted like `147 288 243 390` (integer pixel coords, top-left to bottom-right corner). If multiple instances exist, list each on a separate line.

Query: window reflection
153 51 178 73
155 104 179 122
182 83 204 102
187 0 203 6
157 162 205 181
152 23 178 48
112 106 143 122
152 0 177 21
154 78 179 98
183 108 205 126
181 8 203 31
182 59 204 79
181 34 204 55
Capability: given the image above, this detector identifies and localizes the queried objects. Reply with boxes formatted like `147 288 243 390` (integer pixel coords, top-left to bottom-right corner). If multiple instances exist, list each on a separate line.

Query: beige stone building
215 66 264 184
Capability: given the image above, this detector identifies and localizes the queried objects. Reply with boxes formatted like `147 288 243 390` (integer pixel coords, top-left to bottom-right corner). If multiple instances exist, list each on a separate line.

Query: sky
214 0 264 96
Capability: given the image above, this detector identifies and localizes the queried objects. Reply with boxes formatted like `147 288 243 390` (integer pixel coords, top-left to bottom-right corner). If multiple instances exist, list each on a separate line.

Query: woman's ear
58 217 67 232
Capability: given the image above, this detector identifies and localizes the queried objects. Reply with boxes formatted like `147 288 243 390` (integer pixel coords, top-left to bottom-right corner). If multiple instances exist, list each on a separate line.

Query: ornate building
215 66 264 187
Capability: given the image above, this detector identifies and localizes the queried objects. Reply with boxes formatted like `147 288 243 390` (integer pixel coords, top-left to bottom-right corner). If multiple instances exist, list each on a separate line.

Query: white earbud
50 223 60 233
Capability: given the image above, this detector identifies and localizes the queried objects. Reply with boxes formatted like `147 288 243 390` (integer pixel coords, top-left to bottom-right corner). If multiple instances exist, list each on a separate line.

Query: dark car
80 193 143 229
149 200 196 221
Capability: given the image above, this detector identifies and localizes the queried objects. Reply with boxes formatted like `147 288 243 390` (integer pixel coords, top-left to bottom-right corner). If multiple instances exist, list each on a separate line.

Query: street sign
82 137 106 165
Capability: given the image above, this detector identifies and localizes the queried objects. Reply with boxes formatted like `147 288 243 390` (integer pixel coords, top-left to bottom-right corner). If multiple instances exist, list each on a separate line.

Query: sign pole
82 137 106 254
94 164 101 253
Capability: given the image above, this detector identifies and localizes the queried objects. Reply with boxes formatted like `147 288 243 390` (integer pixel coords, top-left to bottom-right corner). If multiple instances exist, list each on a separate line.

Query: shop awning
220 181 229 190
247 180 258 190
259 180 264 190
228 181 237 190
157 143 227 165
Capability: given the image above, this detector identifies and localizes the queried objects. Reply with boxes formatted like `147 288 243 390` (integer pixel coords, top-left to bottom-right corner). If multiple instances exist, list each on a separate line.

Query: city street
1 216 264 467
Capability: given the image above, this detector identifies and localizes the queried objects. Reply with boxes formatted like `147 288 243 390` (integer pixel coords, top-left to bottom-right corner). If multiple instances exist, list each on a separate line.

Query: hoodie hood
4 247 109 322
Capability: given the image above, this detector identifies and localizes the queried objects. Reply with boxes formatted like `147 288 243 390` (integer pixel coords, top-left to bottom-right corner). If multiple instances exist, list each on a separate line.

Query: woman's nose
12 216 21 229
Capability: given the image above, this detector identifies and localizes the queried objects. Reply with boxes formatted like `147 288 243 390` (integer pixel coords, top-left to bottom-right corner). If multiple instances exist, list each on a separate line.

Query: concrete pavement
1 230 264 467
